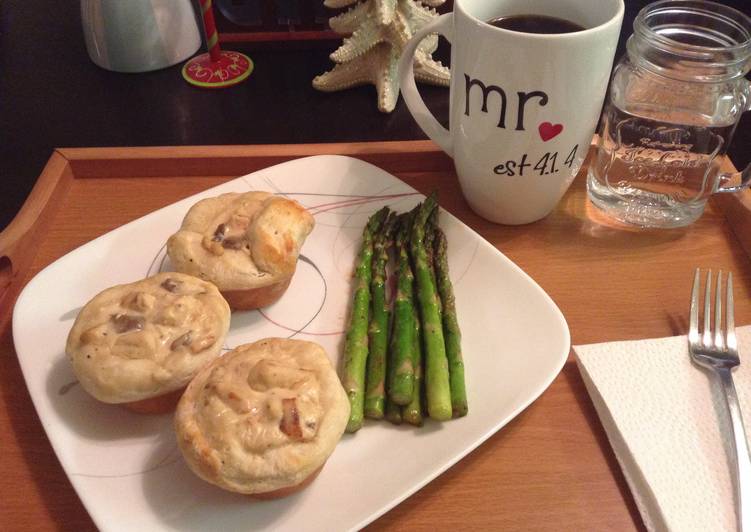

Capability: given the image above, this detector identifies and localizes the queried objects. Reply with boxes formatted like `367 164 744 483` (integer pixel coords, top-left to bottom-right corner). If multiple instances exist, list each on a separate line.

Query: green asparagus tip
368 206 390 231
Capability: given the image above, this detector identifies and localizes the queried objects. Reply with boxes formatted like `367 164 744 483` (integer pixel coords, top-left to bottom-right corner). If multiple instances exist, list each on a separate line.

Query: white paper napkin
573 326 751 532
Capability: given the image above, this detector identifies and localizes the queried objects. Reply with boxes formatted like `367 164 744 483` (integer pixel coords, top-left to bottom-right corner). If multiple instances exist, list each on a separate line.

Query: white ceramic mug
398 0 624 224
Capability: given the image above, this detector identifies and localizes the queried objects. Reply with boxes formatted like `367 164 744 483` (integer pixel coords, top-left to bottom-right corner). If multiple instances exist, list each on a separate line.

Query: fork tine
727 271 737 352
715 271 724 350
703 270 713 347
689 268 701 344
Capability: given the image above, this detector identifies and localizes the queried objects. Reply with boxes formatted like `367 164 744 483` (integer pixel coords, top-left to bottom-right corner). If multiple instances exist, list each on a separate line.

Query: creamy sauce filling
195 355 323 454
78 276 222 364
201 198 262 257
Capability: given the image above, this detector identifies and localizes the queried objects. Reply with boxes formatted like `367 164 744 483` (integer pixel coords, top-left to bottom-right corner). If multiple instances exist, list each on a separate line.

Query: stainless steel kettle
81 0 201 73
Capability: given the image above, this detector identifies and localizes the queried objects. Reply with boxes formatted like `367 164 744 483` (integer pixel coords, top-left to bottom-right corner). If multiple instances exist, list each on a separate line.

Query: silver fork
689 268 751 531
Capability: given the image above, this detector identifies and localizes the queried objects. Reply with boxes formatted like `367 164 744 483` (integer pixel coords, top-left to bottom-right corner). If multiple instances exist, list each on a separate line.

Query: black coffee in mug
487 14 585 34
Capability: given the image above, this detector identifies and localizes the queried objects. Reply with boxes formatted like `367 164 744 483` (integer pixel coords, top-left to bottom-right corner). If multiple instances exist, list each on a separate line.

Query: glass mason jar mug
587 0 751 228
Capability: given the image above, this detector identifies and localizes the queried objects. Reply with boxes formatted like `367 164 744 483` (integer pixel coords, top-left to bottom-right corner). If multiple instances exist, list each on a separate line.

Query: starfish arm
313 61 376 92
324 0 361 9
331 18 384 62
416 33 439 54
418 0 446 7
314 44 394 92
374 0 397 25
400 0 439 29
374 46 401 112
414 52 450 87
328 1 371 34
384 9 413 51
314 44 400 113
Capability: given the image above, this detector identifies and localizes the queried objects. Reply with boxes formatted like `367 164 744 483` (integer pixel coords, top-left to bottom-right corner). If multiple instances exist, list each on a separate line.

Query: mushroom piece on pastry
66 272 231 413
175 338 349 497
166 192 315 310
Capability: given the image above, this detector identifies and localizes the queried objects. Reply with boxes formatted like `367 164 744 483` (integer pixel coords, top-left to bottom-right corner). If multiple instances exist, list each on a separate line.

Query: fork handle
719 367 751 532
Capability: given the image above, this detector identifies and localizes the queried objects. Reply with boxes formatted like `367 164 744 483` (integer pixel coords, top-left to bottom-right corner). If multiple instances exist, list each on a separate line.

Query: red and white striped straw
200 0 222 62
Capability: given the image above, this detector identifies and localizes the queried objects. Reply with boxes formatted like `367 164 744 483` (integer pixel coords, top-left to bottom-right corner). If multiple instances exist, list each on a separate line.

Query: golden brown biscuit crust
220 277 291 311
166 192 314 310
248 465 324 500
175 338 349 495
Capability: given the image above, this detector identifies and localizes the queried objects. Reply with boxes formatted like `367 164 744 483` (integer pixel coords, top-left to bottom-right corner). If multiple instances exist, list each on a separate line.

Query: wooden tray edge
0 151 73 328
57 140 451 178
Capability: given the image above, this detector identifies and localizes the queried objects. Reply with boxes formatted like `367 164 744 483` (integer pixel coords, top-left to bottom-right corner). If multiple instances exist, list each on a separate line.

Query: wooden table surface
1 142 750 531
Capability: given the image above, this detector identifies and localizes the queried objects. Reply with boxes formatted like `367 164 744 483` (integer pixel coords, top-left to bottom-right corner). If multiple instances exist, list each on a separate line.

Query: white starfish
315 0 449 113
313 43 401 112
331 5 412 63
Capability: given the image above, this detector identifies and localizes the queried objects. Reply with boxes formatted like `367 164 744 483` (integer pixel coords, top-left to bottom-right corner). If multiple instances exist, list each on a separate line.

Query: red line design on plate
454 241 480 286
308 193 419 215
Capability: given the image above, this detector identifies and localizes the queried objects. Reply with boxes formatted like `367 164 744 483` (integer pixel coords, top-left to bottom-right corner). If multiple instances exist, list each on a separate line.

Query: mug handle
716 164 751 194
397 13 454 157
716 79 751 194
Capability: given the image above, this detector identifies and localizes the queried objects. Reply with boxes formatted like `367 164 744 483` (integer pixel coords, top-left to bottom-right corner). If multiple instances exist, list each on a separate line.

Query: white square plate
13 155 569 531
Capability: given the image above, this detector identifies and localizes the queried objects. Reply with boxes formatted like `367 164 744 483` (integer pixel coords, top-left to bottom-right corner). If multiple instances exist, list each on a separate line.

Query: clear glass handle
717 164 751 194
715 80 751 194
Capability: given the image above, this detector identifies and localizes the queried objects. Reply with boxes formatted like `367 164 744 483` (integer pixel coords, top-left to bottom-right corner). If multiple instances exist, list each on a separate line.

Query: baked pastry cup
66 272 231 414
166 192 314 310
175 338 349 497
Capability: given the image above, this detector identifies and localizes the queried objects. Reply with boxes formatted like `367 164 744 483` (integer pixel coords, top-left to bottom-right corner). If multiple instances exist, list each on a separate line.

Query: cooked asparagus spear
365 212 397 419
385 306 402 425
402 310 424 426
434 227 468 417
388 213 417 405
385 395 403 425
424 206 439 296
343 207 388 432
411 195 452 421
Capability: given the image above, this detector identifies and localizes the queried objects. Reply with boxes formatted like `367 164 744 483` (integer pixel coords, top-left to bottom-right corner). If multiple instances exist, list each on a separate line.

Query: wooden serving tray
2 141 751 531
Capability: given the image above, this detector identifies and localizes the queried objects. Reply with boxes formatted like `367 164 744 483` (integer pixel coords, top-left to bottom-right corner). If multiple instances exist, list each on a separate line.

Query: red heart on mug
538 122 563 141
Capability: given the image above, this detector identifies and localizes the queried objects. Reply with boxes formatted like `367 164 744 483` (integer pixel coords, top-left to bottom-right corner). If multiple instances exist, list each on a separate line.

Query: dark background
1 0 749 231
